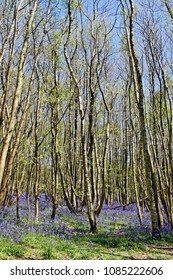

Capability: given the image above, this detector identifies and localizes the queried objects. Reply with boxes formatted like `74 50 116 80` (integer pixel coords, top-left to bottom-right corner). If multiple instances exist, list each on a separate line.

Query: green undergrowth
0 207 173 260
0 230 172 260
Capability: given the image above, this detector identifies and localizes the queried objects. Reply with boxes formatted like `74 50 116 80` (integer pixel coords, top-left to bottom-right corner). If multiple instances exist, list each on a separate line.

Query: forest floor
0 194 173 260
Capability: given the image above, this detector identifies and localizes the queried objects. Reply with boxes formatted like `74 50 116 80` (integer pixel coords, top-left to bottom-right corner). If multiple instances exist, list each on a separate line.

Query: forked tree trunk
121 0 160 236
64 1 97 233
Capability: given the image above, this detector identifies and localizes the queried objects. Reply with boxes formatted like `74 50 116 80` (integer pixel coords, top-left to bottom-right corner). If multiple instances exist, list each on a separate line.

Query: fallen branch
103 197 148 210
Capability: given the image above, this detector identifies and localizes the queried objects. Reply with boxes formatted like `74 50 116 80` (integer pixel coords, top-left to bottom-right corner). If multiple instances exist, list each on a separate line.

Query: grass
0 222 172 260
0 196 173 260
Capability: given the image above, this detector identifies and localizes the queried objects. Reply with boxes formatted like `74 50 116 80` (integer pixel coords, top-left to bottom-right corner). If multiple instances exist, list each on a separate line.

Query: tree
0 0 39 204
120 0 161 236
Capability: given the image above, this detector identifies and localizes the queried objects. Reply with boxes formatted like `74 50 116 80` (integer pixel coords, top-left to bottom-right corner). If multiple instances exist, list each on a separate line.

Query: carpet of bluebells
0 193 172 246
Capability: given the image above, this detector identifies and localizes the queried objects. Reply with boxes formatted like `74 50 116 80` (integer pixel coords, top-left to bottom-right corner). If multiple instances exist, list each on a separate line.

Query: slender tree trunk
0 0 38 203
121 0 159 236
64 1 97 232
